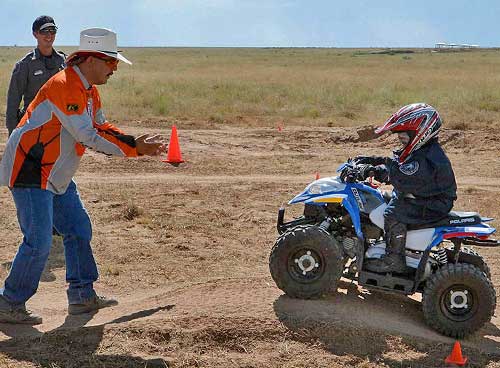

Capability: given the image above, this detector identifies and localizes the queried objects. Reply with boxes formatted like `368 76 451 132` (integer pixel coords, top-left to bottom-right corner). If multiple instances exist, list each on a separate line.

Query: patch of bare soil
0 122 499 367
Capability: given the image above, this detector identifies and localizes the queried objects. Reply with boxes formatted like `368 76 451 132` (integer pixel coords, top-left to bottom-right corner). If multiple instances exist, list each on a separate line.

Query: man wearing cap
0 28 166 324
6 15 66 136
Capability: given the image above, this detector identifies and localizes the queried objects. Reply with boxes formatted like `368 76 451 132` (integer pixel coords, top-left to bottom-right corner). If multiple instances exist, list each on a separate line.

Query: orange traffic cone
445 341 467 366
315 172 320 180
163 125 184 166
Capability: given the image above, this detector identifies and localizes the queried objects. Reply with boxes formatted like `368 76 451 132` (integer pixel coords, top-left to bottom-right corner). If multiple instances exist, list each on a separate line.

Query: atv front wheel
269 224 344 299
422 263 496 338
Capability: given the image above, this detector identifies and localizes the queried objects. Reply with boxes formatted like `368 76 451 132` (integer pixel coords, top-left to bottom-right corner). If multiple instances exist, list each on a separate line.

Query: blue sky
2 0 499 47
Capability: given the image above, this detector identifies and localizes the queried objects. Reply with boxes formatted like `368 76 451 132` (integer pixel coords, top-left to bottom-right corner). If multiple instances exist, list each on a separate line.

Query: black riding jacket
362 138 457 223
388 139 457 201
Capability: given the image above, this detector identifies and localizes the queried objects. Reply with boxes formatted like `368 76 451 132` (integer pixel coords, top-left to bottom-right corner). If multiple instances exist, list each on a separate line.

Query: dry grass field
0 47 499 367
2 47 500 126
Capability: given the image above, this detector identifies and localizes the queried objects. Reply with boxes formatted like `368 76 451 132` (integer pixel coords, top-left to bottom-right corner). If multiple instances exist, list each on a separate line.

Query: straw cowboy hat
66 28 132 65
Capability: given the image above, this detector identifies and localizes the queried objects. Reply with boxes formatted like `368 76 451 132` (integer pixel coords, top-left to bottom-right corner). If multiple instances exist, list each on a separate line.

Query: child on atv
355 103 457 273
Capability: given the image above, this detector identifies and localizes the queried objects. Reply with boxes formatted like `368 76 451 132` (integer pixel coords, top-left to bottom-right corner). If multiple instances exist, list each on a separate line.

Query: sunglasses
38 28 57 35
95 56 119 68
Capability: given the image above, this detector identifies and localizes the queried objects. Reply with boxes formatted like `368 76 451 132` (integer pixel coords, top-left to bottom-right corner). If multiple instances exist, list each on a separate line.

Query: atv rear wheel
422 263 496 338
269 224 344 299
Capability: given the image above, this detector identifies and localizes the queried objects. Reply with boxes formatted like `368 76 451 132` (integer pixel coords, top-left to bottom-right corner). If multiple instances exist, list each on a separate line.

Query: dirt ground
0 120 498 367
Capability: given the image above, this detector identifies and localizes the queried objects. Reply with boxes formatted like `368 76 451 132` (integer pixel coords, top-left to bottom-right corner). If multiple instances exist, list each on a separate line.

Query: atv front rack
277 207 312 234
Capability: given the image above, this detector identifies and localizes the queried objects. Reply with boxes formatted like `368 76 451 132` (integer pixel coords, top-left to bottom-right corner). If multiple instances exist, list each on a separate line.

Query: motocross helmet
375 103 441 163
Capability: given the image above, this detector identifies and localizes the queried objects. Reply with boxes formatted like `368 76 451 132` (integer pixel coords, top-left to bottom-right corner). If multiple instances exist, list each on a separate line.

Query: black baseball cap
32 15 58 32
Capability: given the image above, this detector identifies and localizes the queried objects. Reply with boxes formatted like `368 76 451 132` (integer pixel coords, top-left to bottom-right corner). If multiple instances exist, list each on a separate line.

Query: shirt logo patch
34 70 43 76
399 161 419 175
67 104 79 112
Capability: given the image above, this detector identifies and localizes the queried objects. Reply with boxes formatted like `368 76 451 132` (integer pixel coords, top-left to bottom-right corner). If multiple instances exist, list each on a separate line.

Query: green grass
1 47 500 127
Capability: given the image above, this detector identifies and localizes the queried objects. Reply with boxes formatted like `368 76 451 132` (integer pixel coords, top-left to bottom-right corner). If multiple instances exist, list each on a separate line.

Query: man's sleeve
6 61 28 134
46 80 138 157
92 92 138 156
94 121 138 156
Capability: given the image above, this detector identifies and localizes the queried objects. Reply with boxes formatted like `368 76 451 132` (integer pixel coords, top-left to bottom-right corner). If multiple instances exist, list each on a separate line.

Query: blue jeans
0 180 98 305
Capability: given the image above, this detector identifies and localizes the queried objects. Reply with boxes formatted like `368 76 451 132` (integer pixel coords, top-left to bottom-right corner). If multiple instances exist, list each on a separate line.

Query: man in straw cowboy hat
0 28 166 324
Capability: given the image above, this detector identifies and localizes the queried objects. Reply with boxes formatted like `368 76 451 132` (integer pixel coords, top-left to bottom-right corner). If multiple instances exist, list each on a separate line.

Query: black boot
364 252 407 273
365 220 408 273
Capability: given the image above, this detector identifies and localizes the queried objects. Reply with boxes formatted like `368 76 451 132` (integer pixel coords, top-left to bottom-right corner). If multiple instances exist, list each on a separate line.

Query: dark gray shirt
6 48 66 134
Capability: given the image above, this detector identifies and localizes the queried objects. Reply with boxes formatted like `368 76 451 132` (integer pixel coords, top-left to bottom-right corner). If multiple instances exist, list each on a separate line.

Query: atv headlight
309 184 322 194
307 178 346 195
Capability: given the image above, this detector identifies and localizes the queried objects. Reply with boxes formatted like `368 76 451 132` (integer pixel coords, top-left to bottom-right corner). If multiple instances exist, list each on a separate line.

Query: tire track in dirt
3 276 498 356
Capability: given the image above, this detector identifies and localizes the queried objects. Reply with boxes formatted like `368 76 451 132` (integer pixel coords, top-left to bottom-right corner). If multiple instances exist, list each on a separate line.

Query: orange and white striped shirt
0 65 138 194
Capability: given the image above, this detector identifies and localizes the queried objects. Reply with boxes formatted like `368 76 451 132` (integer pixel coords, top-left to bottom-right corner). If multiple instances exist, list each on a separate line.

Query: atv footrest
359 271 414 294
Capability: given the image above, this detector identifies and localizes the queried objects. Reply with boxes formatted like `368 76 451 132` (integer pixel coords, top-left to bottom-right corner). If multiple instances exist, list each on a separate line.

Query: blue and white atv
269 159 498 338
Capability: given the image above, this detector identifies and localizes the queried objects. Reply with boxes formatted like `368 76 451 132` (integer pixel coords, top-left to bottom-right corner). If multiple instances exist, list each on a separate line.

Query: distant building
435 42 480 49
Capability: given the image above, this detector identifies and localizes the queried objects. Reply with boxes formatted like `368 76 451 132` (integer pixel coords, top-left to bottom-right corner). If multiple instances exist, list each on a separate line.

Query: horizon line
1 45 498 49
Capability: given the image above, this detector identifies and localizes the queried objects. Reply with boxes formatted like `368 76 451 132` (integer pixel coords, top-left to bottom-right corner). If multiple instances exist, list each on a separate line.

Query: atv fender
445 247 491 279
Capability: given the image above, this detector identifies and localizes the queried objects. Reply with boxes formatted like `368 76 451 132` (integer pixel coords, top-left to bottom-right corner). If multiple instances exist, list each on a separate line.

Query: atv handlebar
338 159 383 188
338 160 361 183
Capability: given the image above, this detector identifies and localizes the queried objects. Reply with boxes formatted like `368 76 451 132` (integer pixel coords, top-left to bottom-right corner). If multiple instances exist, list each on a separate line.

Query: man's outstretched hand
135 134 167 156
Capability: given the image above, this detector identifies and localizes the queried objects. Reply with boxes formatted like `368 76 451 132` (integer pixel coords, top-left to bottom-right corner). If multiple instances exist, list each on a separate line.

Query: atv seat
407 211 482 230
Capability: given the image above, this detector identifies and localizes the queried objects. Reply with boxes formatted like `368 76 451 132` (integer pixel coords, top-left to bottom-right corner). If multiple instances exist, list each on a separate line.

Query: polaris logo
351 188 364 211
450 218 475 224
